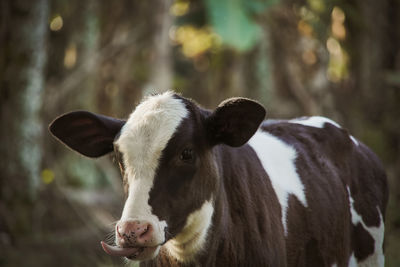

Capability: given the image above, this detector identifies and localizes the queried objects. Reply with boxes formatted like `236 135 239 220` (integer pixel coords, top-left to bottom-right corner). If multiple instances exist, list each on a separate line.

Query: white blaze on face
115 92 188 241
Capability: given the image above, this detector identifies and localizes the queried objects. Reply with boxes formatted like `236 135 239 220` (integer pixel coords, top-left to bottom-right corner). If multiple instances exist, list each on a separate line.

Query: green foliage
204 0 278 51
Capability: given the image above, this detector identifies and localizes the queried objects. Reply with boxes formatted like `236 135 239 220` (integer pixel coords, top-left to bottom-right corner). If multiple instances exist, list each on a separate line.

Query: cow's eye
180 148 195 162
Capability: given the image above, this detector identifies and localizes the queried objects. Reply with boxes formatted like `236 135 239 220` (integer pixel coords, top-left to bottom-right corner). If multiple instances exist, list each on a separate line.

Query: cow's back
248 117 387 267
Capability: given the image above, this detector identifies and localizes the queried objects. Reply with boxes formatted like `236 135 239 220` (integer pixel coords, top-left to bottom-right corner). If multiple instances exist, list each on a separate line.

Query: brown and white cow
49 92 388 266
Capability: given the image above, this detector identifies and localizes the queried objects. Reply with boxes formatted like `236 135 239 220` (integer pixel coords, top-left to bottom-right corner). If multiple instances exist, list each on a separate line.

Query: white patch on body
347 187 385 267
290 116 359 146
165 200 214 262
348 253 358 267
289 116 341 128
350 135 359 146
248 131 307 235
115 92 188 244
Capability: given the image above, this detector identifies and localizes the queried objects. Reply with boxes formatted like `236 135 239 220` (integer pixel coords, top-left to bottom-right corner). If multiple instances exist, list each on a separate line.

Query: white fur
347 187 385 267
333 253 358 267
289 116 341 128
350 135 359 146
348 253 358 267
248 131 307 235
115 92 188 245
165 200 214 262
290 116 359 146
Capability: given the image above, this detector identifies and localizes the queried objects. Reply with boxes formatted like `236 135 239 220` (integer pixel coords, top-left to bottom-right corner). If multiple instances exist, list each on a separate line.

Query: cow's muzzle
101 219 167 260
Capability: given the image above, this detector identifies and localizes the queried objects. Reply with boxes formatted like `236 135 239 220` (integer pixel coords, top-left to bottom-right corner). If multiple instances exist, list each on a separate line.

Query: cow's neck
154 144 284 266
203 144 286 266
164 200 214 263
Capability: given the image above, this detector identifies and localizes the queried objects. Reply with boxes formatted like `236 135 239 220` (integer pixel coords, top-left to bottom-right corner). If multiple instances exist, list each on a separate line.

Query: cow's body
142 117 387 267
49 92 388 267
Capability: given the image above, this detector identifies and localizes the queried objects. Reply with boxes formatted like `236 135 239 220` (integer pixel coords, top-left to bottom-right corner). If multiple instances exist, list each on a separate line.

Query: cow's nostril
140 224 151 238
116 225 122 237
116 225 122 238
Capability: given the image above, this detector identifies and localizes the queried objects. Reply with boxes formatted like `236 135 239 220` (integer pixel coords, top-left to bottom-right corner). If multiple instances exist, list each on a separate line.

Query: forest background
1 0 399 266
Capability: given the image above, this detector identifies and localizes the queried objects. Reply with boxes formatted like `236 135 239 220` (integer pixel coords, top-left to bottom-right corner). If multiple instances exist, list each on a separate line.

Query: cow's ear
49 111 125 158
206 98 266 147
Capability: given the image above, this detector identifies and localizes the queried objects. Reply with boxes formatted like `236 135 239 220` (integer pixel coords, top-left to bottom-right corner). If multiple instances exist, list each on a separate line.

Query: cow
49 91 388 266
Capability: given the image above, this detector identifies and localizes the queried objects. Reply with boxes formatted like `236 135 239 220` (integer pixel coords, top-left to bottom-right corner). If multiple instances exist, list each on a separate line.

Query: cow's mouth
101 241 160 260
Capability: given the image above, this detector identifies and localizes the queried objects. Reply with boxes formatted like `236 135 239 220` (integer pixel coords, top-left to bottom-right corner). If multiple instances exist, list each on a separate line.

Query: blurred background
0 0 399 266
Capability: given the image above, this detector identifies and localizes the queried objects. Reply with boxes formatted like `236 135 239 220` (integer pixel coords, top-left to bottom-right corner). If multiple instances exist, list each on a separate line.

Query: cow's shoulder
260 116 357 147
248 116 355 236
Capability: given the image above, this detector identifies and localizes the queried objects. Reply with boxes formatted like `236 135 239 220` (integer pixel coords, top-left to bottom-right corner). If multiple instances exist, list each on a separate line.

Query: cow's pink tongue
101 241 139 257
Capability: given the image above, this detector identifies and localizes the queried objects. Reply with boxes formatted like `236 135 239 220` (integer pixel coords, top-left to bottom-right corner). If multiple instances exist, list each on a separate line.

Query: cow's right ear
49 111 125 158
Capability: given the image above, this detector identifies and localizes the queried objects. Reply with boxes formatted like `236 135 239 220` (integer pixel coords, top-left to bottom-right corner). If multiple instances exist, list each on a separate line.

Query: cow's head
49 92 265 262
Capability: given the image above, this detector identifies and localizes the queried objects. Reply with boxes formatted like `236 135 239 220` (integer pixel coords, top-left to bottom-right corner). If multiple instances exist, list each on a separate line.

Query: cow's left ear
206 97 266 147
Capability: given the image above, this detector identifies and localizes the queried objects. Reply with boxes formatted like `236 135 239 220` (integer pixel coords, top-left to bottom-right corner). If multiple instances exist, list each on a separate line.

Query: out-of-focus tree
0 0 48 241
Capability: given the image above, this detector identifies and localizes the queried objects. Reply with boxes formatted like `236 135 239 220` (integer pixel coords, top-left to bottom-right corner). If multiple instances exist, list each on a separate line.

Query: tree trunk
0 0 48 241
145 0 173 94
